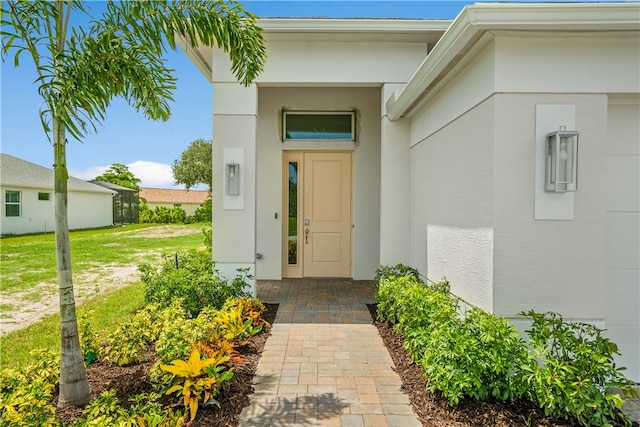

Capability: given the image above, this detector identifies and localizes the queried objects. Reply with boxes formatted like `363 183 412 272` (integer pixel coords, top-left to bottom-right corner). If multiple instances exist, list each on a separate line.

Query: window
38 192 51 201
173 203 182 207
5 190 20 217
287 161 298 265
283 111 355 141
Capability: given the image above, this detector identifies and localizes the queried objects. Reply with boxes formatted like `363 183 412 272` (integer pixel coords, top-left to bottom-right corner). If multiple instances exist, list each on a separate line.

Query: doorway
283 151 352 278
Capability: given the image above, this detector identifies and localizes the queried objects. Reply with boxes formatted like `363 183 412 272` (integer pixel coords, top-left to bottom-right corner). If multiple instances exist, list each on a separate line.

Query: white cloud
69 165 109 180
127 160 181 189
70 161 184 189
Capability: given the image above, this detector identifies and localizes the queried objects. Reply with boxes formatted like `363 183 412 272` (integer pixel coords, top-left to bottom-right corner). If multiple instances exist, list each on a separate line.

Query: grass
0 282 145 370
0 223 209 369
0 223 207 293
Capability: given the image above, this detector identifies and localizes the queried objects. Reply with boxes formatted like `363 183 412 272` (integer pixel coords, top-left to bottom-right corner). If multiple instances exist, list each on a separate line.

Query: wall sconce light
545 126 578 192
225 162 240 195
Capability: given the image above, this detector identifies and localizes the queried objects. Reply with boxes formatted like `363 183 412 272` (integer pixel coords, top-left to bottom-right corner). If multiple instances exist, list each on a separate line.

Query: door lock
304 227 309 244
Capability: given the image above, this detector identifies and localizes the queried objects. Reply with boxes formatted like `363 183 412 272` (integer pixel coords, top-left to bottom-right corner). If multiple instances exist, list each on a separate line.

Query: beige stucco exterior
183 2 640 381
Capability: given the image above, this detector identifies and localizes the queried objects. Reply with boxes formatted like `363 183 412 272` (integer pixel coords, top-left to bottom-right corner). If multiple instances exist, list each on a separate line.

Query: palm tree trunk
54 118 90 408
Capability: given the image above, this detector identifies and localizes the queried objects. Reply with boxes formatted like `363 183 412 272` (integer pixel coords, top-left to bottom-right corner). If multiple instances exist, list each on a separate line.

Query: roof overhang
385 2 640 120
177 18 452 84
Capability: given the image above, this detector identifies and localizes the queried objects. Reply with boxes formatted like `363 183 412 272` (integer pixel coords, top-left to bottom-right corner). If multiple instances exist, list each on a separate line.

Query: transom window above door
283 111 355 141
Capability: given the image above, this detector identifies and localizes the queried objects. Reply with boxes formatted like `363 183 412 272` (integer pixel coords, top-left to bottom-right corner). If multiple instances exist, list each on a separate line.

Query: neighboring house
0 154 116 235
90 181 139 225
139 187 209 216
181 3 640 381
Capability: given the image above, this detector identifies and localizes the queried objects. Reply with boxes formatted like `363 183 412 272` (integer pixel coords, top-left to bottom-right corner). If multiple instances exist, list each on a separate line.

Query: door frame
282 151 353 278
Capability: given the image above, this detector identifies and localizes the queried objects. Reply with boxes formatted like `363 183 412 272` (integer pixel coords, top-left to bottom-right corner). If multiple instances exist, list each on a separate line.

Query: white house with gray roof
0 154 115 235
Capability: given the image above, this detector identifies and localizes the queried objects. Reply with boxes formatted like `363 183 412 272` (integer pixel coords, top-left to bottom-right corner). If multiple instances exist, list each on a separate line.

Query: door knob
304 219 310 226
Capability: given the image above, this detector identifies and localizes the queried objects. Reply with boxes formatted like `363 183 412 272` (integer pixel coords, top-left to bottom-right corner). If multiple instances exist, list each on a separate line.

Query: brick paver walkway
239 279 421 427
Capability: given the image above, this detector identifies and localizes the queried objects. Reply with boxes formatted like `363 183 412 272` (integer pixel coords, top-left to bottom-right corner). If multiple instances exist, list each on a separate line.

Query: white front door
283 152 352 278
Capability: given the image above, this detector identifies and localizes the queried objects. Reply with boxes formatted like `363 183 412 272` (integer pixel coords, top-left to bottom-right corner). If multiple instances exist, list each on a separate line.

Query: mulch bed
54 302 636 426
367 303 640 427
55 303 279 427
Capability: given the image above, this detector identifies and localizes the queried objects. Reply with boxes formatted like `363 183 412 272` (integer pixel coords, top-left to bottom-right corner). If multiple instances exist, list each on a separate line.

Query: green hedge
374 266 638 427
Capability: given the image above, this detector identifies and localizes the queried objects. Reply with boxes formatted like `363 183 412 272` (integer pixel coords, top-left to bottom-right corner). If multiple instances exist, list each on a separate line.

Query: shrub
103 304 164 366
161 349 234 422
0 350 60 427
192 198 212 223
376 273 527 405
374 263 422 282
374 265 638 425
418 308 528 404
202 227 212 251
71 390 186 427
79 310 100 365
520 310 638 426
138 202 153 223
138 204 188 224
140 250 250 318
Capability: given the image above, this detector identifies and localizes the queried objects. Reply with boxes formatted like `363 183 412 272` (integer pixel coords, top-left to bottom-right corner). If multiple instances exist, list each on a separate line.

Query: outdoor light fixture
545 126 578 192
225 162 240 195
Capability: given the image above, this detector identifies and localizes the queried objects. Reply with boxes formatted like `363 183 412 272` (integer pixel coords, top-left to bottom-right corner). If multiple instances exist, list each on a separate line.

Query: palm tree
1 0 265 408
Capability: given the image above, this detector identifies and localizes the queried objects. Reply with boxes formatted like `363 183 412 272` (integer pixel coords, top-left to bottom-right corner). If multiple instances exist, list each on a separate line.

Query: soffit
386 2 640 120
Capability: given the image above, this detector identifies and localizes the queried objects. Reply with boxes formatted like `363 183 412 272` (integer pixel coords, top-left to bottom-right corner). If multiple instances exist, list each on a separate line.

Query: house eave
177 35 213 83
178 17 453 83
259 18 452 33
386 2 640 120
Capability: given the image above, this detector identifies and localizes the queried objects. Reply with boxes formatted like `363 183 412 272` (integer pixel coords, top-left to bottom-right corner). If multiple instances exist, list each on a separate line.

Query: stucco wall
495 36 640 94
213 40 430 85
380 83 412 266
405 32 638 378
407 41 496 311
409 40 496 147
256 86 381 280
605 101 640 382
492 94 608 321
68 191 115 231
410 98 495 312
1 187 113 235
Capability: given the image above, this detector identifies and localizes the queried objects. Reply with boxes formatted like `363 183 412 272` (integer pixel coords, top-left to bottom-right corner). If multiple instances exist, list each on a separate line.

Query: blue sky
0 0 625 189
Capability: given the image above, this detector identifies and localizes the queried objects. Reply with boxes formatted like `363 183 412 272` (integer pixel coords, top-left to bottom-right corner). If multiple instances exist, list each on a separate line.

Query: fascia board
386 2 640 120
465 2 640 30
259 18 452 33
176 34 213 83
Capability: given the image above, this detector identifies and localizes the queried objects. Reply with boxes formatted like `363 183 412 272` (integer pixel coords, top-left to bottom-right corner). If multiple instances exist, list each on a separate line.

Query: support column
212 83 258 295
380 84 411 267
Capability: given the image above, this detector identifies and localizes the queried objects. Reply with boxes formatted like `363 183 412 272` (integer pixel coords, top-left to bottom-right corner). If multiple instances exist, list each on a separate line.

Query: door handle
304 227 309 244
304 219 310 226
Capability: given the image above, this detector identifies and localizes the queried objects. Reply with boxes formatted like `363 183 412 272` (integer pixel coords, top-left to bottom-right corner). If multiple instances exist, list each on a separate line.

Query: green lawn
0 223 207 293
0 282 145 369
0 223 209 369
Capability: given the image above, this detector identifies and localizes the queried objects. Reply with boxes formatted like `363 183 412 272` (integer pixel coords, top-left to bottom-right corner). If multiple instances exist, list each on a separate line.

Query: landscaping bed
371 267 639 427
55 303 278 426
368 303 569 427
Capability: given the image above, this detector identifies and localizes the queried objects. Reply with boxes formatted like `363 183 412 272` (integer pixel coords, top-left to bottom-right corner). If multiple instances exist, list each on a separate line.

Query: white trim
386 2 640 120
259 18 452 33
176 36 212 83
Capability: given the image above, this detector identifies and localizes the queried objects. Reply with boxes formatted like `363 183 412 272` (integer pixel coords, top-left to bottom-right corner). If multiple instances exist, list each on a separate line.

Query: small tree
2 0 265 408
94 163 141 190
172 138 212 192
